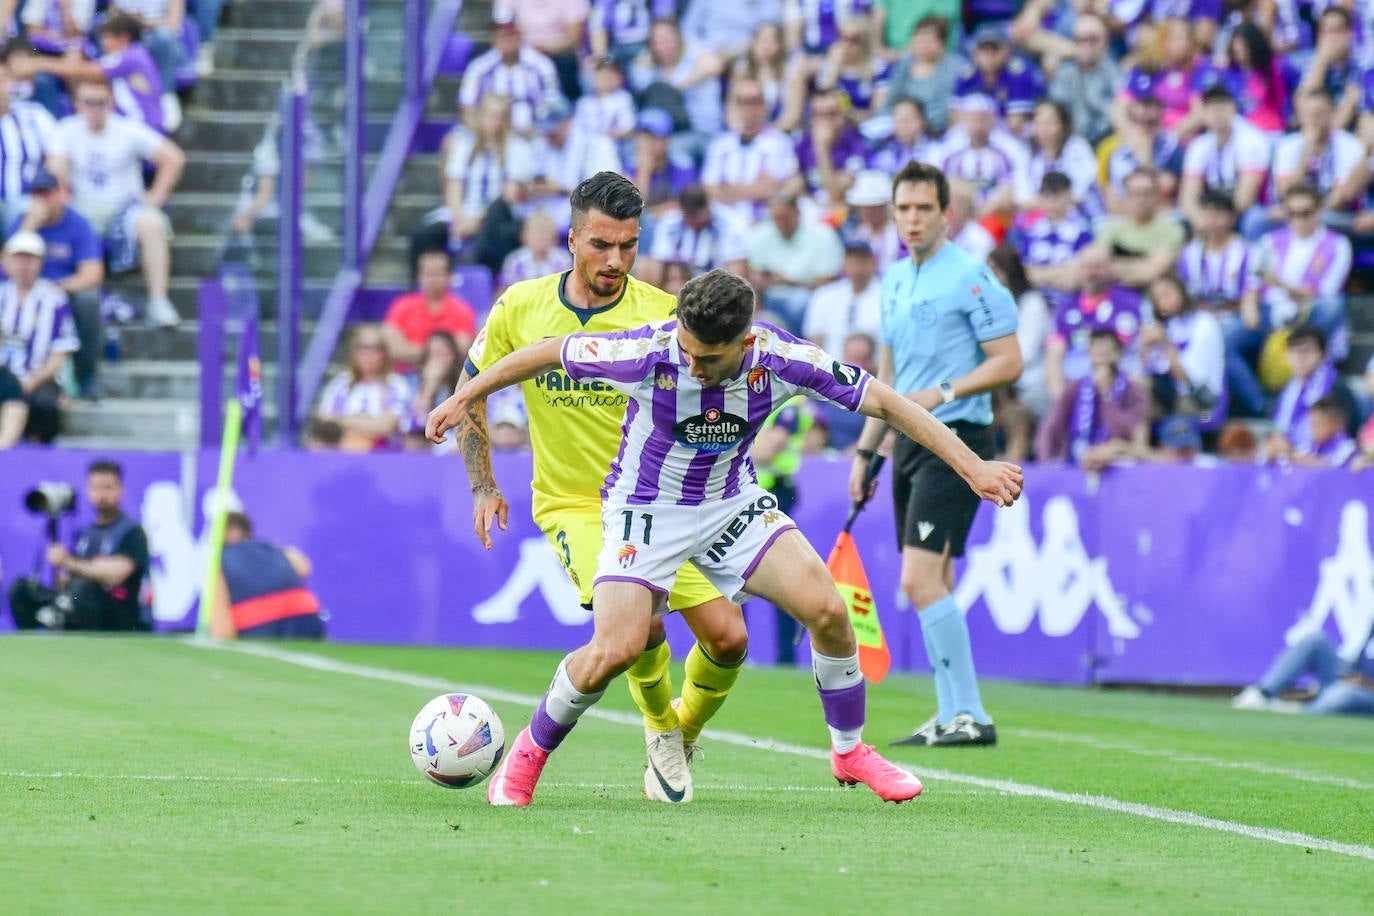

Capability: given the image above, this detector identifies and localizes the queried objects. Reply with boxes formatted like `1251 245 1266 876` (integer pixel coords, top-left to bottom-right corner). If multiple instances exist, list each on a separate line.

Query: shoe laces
684 742 705 767
504 743 546 793
646 730 689 784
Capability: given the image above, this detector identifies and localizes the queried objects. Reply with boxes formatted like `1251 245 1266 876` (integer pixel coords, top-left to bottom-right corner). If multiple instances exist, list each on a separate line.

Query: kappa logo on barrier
1286 500 1374 659
955 496 1143 641
705 494 779 562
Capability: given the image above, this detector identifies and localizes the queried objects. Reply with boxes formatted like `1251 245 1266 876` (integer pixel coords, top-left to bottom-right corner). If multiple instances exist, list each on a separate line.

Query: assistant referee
851 161 1023 748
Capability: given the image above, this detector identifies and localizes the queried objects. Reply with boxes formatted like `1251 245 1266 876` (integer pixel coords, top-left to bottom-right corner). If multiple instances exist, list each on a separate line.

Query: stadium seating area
3 0 1374 469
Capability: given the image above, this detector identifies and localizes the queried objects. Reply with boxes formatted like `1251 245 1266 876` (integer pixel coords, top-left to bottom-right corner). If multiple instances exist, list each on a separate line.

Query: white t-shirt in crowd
50 114 165 232
802 276 882 353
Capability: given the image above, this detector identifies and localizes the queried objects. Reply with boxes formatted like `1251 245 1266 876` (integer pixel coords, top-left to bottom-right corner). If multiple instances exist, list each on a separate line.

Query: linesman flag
233 308 263 455
827 451 890 683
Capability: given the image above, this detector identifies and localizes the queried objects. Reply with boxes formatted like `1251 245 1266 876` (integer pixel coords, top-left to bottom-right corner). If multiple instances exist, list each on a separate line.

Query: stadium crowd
310 0 1374 470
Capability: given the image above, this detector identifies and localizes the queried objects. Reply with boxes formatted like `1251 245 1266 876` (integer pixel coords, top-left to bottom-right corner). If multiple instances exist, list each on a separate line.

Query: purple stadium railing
294 0 465 433
277 76 306 442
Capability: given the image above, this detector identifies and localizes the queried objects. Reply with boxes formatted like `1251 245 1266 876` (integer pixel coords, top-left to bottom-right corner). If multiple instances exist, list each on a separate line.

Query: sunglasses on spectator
356 341 385 350
734 95 765 105
78 98 110 108
840 33 864 44
1074 32 1105 43
1286 207 1319 219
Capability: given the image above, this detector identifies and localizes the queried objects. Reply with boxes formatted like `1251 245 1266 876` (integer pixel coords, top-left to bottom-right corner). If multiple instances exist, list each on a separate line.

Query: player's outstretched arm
857 381 1024 507
426 336 568 444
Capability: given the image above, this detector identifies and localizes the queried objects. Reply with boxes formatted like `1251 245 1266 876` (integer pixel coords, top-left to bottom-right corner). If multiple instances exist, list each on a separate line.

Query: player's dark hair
1200 189 1235 211
1039 170 1072 196
224 511 253 538
416 247 453 270
88 459 123 481
99 11 143 42
1286 324 1327 353
1088 328 1123 349
569 171 643 228
676 269 755 345
1200 83 1234 106
892 160 949 210
1311 395 1349 425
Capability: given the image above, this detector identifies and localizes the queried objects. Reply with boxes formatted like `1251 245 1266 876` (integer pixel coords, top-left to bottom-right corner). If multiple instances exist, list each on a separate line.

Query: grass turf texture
3 637 1371 914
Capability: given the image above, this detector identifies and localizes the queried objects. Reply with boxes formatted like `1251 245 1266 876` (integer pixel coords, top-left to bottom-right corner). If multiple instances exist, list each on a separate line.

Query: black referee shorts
892 421 996 558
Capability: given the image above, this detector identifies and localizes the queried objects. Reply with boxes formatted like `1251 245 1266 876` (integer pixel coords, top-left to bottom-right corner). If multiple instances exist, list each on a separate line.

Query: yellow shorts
540 508 722 610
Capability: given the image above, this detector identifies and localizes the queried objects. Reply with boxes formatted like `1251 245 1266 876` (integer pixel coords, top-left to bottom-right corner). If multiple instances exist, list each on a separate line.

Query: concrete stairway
61 0 493 450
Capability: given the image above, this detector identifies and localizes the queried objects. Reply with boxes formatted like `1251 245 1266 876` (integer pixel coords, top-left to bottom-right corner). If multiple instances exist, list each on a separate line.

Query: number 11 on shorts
621 510 653 545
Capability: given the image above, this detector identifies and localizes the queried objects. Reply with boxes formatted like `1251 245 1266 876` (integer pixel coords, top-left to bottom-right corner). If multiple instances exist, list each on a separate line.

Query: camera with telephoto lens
24 482 77 517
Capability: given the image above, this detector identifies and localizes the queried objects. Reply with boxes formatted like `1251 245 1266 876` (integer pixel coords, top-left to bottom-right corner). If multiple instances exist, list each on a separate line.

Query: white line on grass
1004 727 1374 791
193 640 1374 862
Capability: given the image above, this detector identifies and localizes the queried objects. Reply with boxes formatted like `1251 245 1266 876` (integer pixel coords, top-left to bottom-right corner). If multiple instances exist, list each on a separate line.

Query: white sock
544 655 604 726
811 649 863 691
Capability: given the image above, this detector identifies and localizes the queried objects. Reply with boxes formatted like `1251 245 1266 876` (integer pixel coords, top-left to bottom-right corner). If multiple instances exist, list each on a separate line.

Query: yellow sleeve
468 294 515 374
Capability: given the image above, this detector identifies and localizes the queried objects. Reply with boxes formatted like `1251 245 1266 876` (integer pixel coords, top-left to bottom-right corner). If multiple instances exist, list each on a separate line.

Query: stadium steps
1345 294 1374 372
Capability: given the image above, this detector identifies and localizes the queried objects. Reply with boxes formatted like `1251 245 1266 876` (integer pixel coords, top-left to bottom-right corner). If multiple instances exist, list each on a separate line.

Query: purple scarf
1273 361 1337 452
1070 373 1128 465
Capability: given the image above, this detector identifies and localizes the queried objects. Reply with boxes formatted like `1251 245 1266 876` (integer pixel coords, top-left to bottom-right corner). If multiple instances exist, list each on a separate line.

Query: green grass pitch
4 636 1372 913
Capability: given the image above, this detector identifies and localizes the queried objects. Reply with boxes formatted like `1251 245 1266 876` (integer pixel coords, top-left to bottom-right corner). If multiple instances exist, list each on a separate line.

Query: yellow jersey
467 271 676 525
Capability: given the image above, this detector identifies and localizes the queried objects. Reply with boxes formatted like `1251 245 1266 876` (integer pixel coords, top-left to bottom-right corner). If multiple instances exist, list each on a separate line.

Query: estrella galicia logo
674 408 747 452
705 493 780 562
831 361 861 387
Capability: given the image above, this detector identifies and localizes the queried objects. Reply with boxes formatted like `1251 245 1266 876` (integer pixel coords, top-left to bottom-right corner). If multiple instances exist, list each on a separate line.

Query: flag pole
196 398 243 638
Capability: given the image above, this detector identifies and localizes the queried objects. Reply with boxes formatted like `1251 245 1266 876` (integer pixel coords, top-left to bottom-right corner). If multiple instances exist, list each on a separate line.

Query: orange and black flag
827 452 891 683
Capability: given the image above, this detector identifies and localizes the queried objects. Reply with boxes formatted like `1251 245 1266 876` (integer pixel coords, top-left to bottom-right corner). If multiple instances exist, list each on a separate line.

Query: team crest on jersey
747 366 768 393
655 368 677 391
618 543 638 568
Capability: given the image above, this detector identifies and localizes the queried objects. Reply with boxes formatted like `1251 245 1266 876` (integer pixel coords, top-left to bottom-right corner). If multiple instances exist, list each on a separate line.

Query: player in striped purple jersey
428 269 1023 806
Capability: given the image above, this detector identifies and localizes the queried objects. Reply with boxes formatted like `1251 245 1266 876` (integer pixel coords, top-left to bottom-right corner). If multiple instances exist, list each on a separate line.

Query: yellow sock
625 639 678 733
678 642 744 744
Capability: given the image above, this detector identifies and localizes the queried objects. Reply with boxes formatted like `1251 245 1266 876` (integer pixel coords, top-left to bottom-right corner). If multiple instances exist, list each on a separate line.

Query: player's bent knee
586 635 645 680
702 617 748 665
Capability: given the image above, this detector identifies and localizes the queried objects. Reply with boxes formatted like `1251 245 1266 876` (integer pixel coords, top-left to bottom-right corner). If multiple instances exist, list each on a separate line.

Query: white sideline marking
193 641 1374 862
1004 727 1374 792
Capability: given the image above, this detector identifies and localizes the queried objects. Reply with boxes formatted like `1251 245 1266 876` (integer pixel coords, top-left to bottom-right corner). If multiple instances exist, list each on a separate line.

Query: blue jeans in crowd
1223 296 1347 416
195 0 227 44
144 27 186 93
1257 632 1374 716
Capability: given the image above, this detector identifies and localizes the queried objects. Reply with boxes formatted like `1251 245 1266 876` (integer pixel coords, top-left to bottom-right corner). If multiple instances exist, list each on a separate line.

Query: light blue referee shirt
879 240 1018 427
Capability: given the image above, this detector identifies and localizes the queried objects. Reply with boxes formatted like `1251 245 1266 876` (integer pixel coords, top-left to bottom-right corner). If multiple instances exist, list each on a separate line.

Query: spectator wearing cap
802 240 881 353
1092 168 1186 292
1265 87 1369 235
492 0 590 103
747 193 844 333
0 230 78 444
1035 328 1149 471
627 108 697 218
1113 17 1218 140
1104 95 1184 214
0 49 58 232
953 22 1046 135
10 167 104 400
1139 273 1227 432
679 0 784 60
1046 11 1119 146
457 12 565 136
1150 415 1212 466
572 56 636 144
641 185 748 287
944 178 996 263
883 14 960 136
588 0 677 71
1044 246 1146 401
1179 84 1271 233
840 169 904 272
1294 6 1363 133
788 89 869 207
10 12 165 133
701 78 799 227
807 14 891 121
1010 170 1093 320
1014 99 1102 216
1263 325 1359 455
48 76 185 328
940 95 1023 223
866 98 940 178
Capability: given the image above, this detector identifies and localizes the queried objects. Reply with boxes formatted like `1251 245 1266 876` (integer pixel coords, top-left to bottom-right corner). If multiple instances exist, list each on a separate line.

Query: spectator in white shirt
494 0 590 102
1140 273 1227 431
641 184 748 286
47 76 185 327
1264 87 1371 234
457 13 565 135
1256 181 1352 355
747 192 843 333
802 241 881 353
1014 99 1101 216
439 94 536 250
573 56 636 143
313 323 410 452
701 78 799 226
525 97 622 233
1180 84 1272 232
0 231 77 443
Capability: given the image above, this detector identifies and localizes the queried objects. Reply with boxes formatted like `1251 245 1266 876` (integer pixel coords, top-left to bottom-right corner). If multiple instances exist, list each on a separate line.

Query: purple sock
528 696 575 752
819 681 866 732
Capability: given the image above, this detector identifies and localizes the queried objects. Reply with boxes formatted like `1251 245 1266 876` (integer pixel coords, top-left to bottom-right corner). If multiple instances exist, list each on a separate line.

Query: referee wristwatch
938 381 956 404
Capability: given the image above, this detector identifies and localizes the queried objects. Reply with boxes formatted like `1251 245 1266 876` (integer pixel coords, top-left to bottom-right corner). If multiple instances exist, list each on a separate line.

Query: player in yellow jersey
432 172 745 803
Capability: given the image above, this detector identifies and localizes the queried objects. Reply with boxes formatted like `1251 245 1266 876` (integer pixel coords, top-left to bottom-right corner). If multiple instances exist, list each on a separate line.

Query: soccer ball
409 693 506 788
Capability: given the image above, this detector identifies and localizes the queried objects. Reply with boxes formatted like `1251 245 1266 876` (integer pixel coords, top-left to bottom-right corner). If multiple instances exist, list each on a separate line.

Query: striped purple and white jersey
560 320 871 506
701 128 799 225
1176 236 1257 305
0 102 57 201
941 142 1018 208
0 279 77 377
457 47 564 134
783 0 873 53
317 372 411 422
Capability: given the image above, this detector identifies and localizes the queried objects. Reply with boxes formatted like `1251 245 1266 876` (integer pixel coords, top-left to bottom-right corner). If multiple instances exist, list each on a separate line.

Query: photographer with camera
7 460 150 632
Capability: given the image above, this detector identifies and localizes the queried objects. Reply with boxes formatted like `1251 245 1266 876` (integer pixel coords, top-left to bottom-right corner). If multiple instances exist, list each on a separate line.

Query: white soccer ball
409 693 506 788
